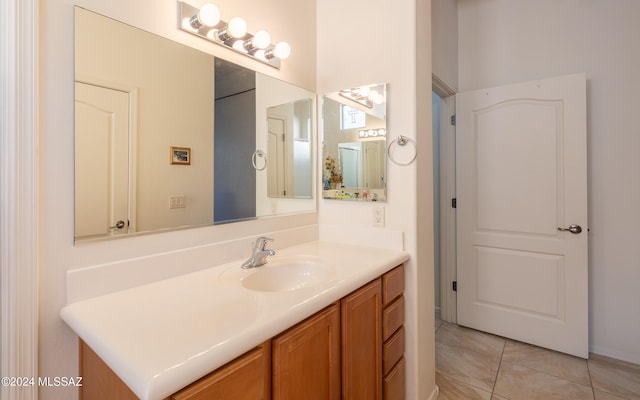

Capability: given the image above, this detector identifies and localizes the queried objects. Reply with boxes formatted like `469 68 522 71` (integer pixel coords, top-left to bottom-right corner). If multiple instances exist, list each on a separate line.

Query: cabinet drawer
383 326 404 377
383 357 405 400
382 296 404 341
382 265 404 306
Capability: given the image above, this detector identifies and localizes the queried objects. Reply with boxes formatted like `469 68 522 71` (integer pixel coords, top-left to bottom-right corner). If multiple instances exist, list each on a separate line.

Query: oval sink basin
241 260 334 292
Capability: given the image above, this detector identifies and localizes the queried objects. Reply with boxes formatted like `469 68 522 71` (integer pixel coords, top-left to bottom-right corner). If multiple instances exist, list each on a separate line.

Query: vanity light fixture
340 88 374 109
179 1 291 69
359 128 386 138
340 85 386 109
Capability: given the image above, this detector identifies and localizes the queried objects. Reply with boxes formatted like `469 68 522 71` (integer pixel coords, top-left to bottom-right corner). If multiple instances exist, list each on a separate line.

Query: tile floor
435 316 640 400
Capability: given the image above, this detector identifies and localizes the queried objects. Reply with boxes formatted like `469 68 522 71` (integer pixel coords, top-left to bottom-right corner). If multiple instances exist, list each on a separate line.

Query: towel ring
387 135 417 166
251 149 267 171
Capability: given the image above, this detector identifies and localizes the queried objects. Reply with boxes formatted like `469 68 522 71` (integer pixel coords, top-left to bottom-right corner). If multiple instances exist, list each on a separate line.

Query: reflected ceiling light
340 84 386 109
178 1 291 69
358 86 371 98
358 128 386 138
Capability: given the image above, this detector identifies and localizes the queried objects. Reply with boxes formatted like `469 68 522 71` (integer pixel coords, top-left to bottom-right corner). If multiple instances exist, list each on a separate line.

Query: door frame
0 0 39 398
433 74 457 324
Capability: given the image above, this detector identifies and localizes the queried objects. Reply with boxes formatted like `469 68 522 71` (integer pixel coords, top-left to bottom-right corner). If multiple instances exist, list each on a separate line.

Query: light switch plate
373 205 385 227
169 196 185 209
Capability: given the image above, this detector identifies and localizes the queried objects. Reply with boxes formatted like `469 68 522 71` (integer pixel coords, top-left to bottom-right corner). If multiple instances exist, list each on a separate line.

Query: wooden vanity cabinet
341 279 383 400
79 264 405 400
80 341 139 400
80 340 271 400
272 303 340 400
171 341 271 400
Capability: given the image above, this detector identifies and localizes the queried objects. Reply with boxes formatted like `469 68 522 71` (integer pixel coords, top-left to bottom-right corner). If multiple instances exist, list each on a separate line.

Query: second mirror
322 83 387 202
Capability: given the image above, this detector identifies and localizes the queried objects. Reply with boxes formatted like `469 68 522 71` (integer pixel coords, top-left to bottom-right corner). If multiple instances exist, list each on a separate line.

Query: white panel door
75 82 130 238
456 74 588 358
267 116 287 197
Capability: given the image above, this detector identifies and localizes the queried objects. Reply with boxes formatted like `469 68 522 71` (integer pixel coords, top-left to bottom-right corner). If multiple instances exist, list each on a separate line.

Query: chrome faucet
241 237 276 269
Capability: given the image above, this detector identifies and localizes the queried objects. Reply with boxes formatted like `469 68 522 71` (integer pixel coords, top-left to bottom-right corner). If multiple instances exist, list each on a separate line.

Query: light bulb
254 49 268 60
273 41 291 59
367 90 379 101
198 4 220 27
232 40 247 52
206 29 217 40
252 30 271 49
227 17 247 38
359 86 371 98
374 94 385 104
182 17 195 31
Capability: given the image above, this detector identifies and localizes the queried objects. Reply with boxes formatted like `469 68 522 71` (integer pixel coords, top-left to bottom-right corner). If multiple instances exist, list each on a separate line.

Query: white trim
0 0 39 398
429 385 440 400
432 84 457 324
432 74 456 98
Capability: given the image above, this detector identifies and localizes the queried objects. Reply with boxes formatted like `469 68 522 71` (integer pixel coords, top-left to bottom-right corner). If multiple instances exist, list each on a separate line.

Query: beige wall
317 0 436 398
458 0 640 365
39 0 316 398
431 0 458 91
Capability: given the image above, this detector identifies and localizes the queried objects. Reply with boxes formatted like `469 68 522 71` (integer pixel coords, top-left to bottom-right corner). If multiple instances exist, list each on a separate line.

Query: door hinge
452 281 457 292
450 115 456 126
451 198 457 208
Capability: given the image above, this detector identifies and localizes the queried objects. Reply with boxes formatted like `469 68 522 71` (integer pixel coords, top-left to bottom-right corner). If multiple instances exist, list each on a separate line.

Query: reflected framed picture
170 146 191 165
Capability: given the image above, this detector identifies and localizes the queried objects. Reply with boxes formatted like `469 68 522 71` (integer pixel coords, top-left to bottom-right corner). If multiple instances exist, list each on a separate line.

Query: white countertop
60 241 409 400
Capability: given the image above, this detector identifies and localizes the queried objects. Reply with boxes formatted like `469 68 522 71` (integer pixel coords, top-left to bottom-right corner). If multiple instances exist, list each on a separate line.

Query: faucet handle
256 236 274 250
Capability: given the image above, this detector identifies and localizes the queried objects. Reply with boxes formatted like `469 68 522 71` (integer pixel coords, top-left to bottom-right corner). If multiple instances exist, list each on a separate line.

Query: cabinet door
171 342 271 400
272 303 340 400
341 278 383 400
80 341 139 400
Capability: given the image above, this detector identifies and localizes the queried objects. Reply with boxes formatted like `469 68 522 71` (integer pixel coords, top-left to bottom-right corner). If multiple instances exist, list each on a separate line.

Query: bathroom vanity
61 241 408 399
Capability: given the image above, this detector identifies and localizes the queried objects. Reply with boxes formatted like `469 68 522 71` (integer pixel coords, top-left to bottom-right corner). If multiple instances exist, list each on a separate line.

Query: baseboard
429 385 440 400
590 345 640 366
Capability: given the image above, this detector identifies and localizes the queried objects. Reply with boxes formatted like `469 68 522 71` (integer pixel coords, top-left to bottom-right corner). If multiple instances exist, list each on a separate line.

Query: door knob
557 224 582 234
109 220 126 230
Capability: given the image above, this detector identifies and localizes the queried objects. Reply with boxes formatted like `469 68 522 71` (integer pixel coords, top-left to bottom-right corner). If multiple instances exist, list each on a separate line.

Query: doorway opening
432 75 457 324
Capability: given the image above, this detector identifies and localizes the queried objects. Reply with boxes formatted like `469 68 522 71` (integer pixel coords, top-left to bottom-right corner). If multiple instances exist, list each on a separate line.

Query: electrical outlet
373 205 385 227
169 196 185 209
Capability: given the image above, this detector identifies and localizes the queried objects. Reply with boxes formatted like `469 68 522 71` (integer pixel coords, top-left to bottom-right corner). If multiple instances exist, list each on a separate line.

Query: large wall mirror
322 83 387 201
74 7 315 241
